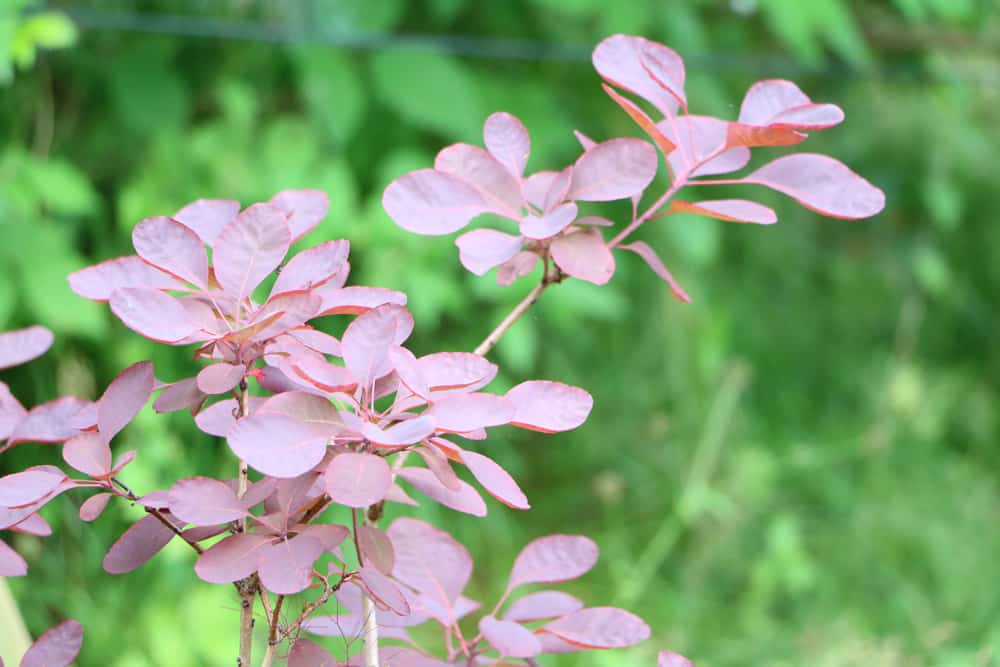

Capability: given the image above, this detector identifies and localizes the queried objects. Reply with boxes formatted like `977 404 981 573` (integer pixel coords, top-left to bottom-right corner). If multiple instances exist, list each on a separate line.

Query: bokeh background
2 1 999 665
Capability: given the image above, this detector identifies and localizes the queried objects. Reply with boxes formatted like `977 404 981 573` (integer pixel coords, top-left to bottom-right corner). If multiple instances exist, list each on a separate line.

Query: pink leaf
541 607 650 649
341 304 414 388
739 79 842 130
479 615 542 658
195 533 272 583
550 229 616 285
382 647 452 667
397 467 487 517
173 198 240 246
0 538 27 576
484 112 531 178
593 34 683 116
98 361 154 443
257 391 343 428
455 229 524 276
290 357 357 394
196 362 245 395
742 153 886 219
62 432 111 477
383 168 493 236
79 492 112 522
288 638 339 667
390 347 429 399
325 452 391 508
520 202 578 240
668 199 777 225
0 466 65 507
568 138 657 202
416 446 461 491
5 397 89 447
659 650 696 667
357 564 411 615
358 524 395 575
388 517 472 610
602 84 677 157
315 285 407 316
425 393 514 432
213 203 291 302
193 398 240 437
109 288 198 343
168 477 248 525
288 328 342 356
103 514 177 574
243 291 321 343
619 241 691 303
658 115 750 178
638 43 687 108
110 449 137 475
362 417 435 448
504 590 583 622
497 251 539 286
0 326 53 371
419 353 497 393
435 144 523 216
153 377 204 413
9 512 50 537
227 413 332 478
509 535 598 589
272 239 350 295
269 189 329 243
257 535 324 594
461 450 529 509
506 380 593 433
67 255 186 301
0 383 27 441
131 216 209 288
20 620 83 667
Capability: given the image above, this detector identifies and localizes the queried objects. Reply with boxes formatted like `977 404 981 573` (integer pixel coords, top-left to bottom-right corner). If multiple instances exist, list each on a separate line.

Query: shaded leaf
509 535 598 589
541 607 650 649
479 615 542 658
0 326 53 371
20 620 83 667
103 514 177 574
325 452 391 508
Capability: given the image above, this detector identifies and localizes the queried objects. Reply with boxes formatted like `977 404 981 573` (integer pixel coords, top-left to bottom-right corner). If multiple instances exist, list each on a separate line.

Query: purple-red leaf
504 590 584 622
480 615 542 658
357 564 411 615
62 432 111 478
0 326 53 371
103 514 177 574
541 607 650 649
132 216 209 288
739 79 843 130
341 304 414 388
461 450 529 510
668 199 777 225
196 362 245 395
109 288 198 343
388 517 472 612
383 168 493 236
67 255 186 301
419 353 497 394
455 229 524 276
227 413 332 478
325 452 391 508
358 524 395 575
5 397 89 447
521 202 578 240
435 144 524 217
290 357 357 394
195 533 272 583
602 84 676 157
269 189 329 243
593 34 683 116
362 417 435 448
168 477 248 525
271 240 350 295
742 153 886 219
425 393 514 432
484 112 531 178
315 285 407 316
20 620 83 667
509 535 598 589
98 361 154 443
619 241 691 303
659 651 696 667
0 466 65 507
287 638 338 667
568 138 657 202
506 381 593 434
153 377 204 413
497 251 539 286
257 535 324 595
0 538 27 576
213 203 291 302
550 229 616 285
173 198 240 246
79 492 112 522
397 467 487 517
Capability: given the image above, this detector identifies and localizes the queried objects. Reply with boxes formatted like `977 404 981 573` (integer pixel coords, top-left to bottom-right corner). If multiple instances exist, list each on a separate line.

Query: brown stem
235 380 255 667
261 594 285 667
279 570 346 641
474 279 549 357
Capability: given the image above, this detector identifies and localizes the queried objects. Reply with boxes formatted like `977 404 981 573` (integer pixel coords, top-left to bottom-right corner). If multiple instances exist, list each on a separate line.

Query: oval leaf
213 203 291 302
568 138 657 202
132 216 209 287
550 229 615 285
0 326 53 371
542 607 650 649
103 514 177 574
20 620 83 667
325 452 391 508
383 168 492 236
509 535 598 589
109 288 198 343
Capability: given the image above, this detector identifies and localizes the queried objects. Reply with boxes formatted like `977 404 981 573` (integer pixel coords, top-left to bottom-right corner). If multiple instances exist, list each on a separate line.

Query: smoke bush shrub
0 34 883 666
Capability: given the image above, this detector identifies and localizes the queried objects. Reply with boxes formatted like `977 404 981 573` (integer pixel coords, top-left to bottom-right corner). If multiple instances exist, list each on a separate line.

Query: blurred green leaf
294 47 366 146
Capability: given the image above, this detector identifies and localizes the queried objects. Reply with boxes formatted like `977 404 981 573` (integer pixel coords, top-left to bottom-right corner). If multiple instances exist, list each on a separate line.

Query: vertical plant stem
363 594 380 667
236 380 255 667
260 594 284 667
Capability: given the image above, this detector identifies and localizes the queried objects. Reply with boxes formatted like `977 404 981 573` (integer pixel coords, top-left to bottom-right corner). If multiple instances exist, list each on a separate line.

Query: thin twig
474 279 548 357
111 477 204 554
235 379 255 667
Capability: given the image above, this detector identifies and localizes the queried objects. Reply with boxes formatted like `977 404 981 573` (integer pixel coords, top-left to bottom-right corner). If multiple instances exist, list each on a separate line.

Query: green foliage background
1 1 999 665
